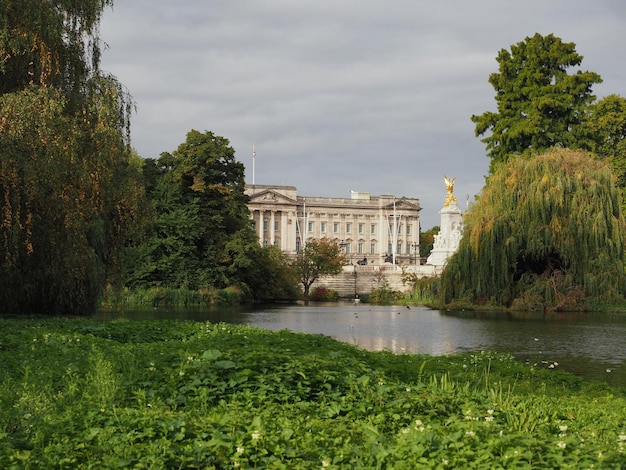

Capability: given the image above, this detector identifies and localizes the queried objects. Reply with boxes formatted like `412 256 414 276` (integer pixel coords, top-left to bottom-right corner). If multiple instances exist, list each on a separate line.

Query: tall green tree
472 33 602 174
292 238 346 299
0 1 141 315
124 130 254 292
439 148 626 311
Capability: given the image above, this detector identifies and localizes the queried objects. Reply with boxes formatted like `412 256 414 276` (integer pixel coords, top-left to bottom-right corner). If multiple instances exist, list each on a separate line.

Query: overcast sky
99 1 626 228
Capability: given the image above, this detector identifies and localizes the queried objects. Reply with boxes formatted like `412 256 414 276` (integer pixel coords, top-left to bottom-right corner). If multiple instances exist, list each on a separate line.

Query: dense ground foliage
1 319 625 468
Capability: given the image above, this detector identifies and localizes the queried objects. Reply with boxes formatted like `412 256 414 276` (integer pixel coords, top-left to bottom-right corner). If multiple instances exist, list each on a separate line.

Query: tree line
0 1 321 314
2 2 626 314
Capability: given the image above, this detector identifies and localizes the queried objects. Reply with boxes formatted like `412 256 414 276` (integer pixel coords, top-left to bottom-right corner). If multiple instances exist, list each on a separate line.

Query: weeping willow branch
440 148 626 311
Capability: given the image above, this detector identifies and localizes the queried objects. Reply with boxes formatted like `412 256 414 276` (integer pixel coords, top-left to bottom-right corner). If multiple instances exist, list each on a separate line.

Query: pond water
94 303 626 387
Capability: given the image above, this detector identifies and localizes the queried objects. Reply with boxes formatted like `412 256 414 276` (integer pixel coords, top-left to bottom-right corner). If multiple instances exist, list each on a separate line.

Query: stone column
258 210 264 246
280 211 288 251
269 211 276 245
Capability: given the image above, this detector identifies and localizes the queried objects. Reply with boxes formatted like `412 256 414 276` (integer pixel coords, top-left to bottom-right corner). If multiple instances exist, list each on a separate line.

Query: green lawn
1 318 625 468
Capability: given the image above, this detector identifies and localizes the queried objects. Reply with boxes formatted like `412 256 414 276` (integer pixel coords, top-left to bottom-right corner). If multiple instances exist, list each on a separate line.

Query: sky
99 1 626 228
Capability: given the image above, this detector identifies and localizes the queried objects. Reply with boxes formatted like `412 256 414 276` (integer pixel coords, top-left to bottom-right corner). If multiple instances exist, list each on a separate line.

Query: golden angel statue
443 175 458 207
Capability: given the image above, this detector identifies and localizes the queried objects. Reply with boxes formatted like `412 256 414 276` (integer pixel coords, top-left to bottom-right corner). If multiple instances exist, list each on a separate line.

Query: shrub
309 286 340 302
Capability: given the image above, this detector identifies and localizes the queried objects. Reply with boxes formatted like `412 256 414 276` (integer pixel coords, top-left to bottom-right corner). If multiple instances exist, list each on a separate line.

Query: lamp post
412 242 419 265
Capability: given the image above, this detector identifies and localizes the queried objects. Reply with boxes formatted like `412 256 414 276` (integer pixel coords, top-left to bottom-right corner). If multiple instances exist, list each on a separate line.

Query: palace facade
245 184 422 266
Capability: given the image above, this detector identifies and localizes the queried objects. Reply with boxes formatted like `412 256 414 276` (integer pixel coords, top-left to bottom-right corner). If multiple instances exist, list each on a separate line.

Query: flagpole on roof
252 144 256 185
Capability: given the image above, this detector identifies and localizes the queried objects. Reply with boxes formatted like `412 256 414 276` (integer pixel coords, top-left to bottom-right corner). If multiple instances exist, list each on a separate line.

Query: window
397 242 402 254
358 242 364 254
308 222 313 232
296 241 301 252
321 222 327 233
370 243 376 254
274 221 279 231
406 225 411 235
333 222 339 233
371 224 376 235
358 223 364 234
263 220 268 231
345 243 351 254
346 223 352 233
406 243 411 254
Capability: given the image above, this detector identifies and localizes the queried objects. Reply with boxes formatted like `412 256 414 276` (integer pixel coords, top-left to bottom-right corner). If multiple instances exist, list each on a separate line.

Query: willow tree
0 1 142 315
439 148 626 311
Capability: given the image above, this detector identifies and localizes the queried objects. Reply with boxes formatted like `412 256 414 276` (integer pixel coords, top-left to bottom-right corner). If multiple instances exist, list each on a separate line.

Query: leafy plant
1 318 625 468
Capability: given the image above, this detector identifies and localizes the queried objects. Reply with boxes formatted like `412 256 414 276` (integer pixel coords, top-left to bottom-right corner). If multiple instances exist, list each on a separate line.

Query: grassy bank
1 318 625 468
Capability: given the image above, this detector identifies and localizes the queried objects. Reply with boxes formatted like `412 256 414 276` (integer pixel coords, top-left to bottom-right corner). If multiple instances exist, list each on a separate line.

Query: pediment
249 189 297 205
383 199 421 211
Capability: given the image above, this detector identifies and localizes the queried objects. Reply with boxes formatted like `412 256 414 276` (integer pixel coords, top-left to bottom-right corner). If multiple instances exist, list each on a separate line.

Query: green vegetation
584 94 626 192
121 130 300 304
1 318 625 468
0 1 143 315
472 33 602 174
440 148 626 311
292 238 347 299
309 286 341 302
419 226 439 258
368 279 404 305
402 276 441 305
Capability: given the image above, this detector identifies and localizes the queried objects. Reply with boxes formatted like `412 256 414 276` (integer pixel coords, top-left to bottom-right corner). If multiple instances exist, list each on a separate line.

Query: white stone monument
426 175 464 267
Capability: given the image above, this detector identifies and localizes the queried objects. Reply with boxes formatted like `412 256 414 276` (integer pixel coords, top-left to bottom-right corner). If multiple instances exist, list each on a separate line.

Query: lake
95 303 626 387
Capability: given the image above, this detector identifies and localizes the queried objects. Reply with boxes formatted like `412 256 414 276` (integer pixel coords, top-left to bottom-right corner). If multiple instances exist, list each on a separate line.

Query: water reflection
95 303 626 387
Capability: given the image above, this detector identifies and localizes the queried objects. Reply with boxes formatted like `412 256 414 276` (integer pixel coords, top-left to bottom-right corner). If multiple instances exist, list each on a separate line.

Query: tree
439 148 626 311
292 238 347 299
583 94 626 190
123 130 254 292
419 226 440 258
472 33 602 174
0 1 141 315
223 233 301 302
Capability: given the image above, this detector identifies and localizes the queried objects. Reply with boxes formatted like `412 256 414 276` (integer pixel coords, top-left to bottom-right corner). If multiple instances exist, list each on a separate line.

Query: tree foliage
583 94 626 191
124 130 249 290
224 233 301 303
123 130 299 302
439 148 626 311
419 226 439 258
472 33 602 174
292 238 347 299
0 1 143 315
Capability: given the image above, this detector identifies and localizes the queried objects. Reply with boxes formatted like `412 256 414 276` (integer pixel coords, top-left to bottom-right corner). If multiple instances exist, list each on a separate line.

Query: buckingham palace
245 184 422 266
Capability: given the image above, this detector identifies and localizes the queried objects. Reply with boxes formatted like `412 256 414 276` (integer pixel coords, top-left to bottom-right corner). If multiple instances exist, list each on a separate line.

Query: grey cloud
100 0 626 227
